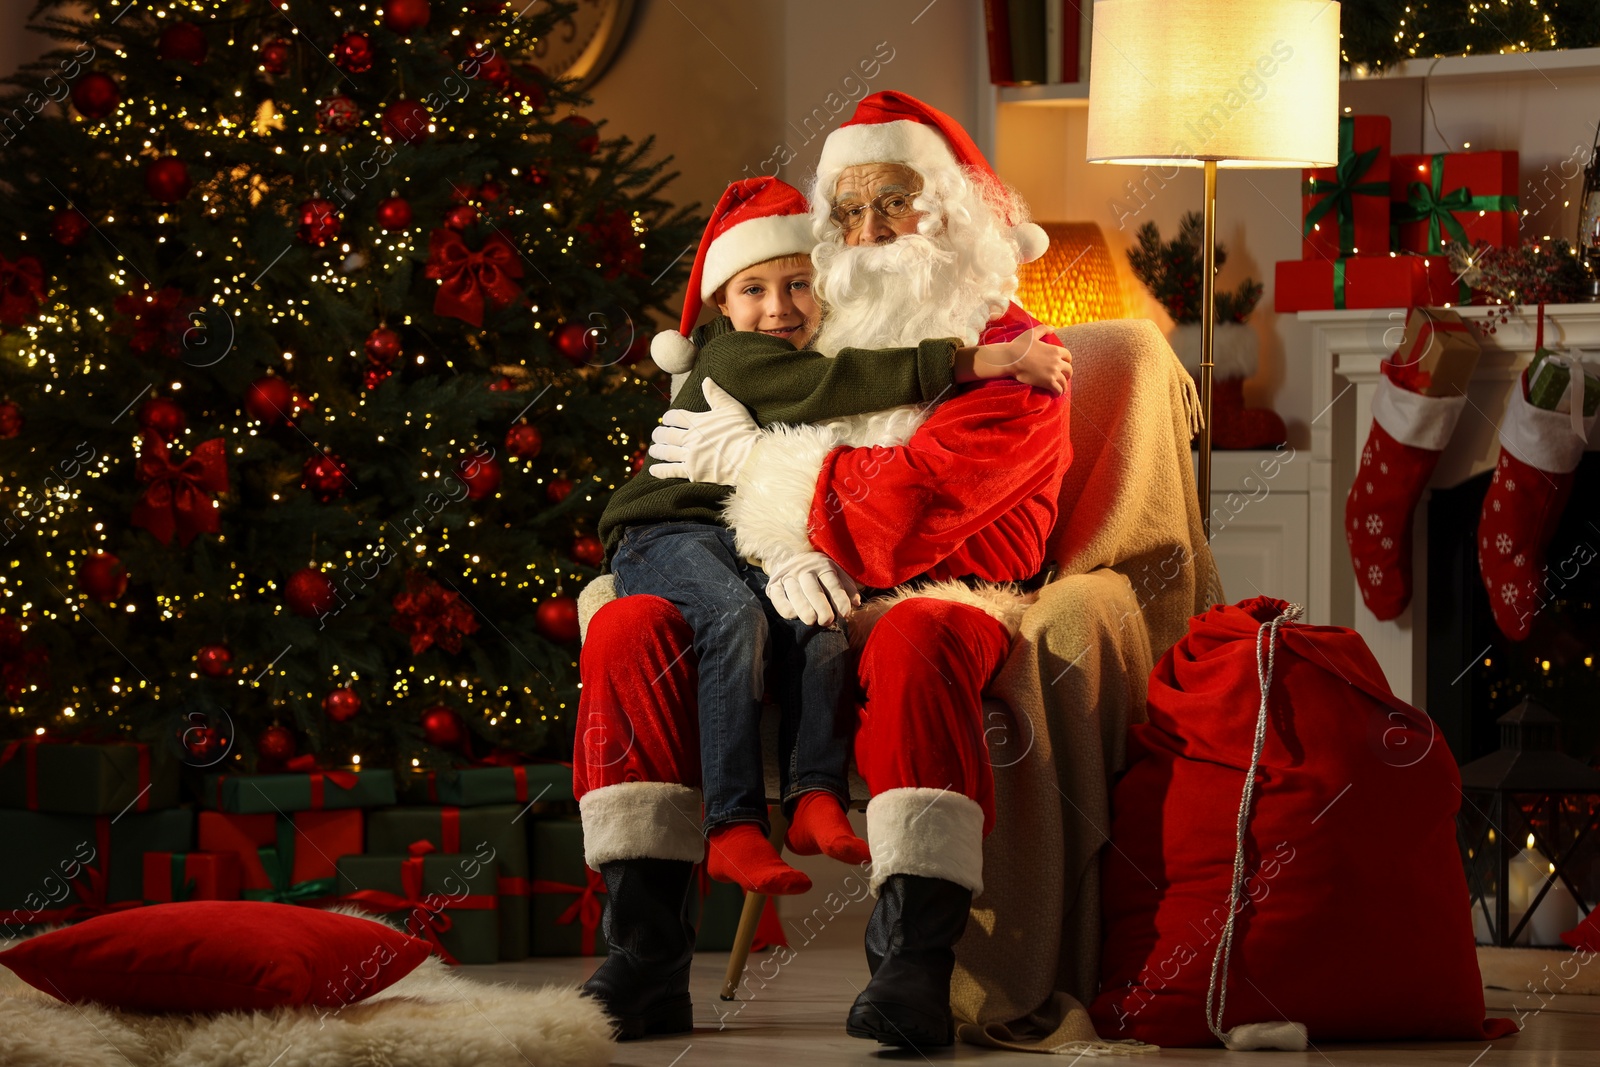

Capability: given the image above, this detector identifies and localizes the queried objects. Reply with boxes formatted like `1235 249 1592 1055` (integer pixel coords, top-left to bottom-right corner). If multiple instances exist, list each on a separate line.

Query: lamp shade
1014 222 1125 325
1086 0 1340 168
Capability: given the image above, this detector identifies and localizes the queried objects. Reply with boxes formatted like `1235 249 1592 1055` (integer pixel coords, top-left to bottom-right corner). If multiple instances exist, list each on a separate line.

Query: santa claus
575 91 1072 1049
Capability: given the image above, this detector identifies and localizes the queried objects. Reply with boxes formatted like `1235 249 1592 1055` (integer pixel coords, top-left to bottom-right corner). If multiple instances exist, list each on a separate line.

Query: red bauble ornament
334 32 374 73
79 551 128 603
261 37 293 74
524 163 549 188
71 73 119 118
137 396 186 441
196 644 233 677
450 183 477 204
571 535 604 568
382 99 431 144
458 451 502 501
257 724 296 762
561 115 599 155
285 567 338 617
546 477 573 504
302 453 350 502
297 198 341 246
630 447 647 474
245 376 294 424
535 596 580 643
324 686 361 721
505 421 541 459
364 326 403 364
383 0 431 33
183 726 226 762
443 204 477 231
553 322 597 364
50 209 90 247
316 95 361 135
0 401 22 440
375 196 412 231
363 366 393 391
473 51 510 86
420 705 464 749
144 157 191 203
158 21 208 66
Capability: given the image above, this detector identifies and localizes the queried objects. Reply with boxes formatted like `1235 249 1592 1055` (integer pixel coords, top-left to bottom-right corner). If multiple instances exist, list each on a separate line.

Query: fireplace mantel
1301 303 1600 707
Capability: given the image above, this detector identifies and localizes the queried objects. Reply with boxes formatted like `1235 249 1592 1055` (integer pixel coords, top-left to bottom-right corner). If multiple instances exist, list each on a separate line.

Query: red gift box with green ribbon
1302 115 1391 261
196 809 359 904
203 760 395 814
1390 151 1519 255
336 841 500 966
0 738 179 814
141 850 242 903
1275 254 1439 312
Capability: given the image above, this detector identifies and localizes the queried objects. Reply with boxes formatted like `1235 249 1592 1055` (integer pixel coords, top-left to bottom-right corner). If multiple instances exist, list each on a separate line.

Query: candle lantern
1458 699 1600 946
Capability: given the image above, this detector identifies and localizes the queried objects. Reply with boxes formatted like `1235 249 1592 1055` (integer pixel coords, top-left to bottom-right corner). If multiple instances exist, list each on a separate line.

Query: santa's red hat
650 177 814 373
816 91 1048 263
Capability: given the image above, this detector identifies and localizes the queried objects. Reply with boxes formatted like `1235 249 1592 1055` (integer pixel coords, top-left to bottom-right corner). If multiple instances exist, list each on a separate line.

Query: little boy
598 177 1065 895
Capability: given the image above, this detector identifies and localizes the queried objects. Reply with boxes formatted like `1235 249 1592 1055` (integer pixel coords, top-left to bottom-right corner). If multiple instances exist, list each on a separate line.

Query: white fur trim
700 213 816 301
650 330 697 374
846 579 1036 648
1012 221 1049 264
865 787 985 897
579 782 706 866
1372 375 1466 451
818 402 930 447
1222 1022 1309 1051
724 423 840 565
1500 382 1595 474
576 573 617 644
1167 322 1259 381
816 119 959 205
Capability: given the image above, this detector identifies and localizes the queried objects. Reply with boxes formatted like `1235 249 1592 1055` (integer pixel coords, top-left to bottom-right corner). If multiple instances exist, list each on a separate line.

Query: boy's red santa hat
650 177 815 374
816 90 1049 264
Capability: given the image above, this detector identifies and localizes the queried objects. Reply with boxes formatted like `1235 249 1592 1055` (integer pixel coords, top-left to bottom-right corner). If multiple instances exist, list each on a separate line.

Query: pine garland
1341 0 1600 72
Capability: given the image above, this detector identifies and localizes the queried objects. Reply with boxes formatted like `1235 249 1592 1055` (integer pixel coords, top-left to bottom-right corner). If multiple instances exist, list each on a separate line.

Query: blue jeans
610 521 854 834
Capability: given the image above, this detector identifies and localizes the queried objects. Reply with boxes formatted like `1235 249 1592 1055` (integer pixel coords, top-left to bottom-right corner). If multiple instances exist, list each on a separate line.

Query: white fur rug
0 912 614 1067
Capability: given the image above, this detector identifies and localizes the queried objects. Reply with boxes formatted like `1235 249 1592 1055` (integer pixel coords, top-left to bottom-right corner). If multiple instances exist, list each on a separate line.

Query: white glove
647 378 761 484
764 551 861 627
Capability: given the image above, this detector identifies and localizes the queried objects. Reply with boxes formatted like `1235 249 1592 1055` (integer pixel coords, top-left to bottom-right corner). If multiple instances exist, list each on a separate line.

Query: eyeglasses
830 189 922 233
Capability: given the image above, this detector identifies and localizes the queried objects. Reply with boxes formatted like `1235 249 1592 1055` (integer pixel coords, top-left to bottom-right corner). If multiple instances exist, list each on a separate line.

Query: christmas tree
0 0 698 773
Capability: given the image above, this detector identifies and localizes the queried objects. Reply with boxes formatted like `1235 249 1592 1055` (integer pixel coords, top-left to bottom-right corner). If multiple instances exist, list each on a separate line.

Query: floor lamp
1086 0 1341 539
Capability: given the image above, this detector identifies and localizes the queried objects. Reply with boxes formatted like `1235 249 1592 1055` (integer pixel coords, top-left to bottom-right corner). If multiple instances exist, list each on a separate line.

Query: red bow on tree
0 254 46 327
424 229 523 327
390 573 479 655
130 436 229 546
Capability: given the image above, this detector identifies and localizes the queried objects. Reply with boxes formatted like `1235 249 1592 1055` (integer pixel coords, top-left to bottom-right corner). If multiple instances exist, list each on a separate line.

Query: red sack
1090 597 1517 1048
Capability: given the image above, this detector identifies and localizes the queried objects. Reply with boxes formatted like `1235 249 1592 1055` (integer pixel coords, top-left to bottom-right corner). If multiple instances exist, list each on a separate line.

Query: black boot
579 858 697 1040
845 873 971 1049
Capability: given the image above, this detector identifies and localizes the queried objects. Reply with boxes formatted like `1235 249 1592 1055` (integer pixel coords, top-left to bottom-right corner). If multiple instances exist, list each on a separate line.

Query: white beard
811 232 1002 355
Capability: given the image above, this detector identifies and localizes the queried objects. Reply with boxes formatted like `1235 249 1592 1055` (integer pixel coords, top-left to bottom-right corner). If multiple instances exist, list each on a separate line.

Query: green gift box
337 845 500 965
530 818 608 957
0 740 179 814
1527 350 1600 416
366 804 529 960
0 807 192 933
398 764 574 807
696 876 746 953
203 768 396 814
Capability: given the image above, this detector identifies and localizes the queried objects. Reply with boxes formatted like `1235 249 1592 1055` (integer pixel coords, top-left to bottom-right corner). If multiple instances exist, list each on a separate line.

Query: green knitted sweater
598 318 960 559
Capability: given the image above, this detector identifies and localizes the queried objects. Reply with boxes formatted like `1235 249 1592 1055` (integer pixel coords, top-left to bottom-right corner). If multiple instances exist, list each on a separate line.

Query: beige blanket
953 318 1222 1054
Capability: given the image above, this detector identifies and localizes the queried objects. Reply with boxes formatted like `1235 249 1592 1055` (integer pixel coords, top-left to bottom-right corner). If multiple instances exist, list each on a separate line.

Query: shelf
996 81 1090 107
1348 45 1600 83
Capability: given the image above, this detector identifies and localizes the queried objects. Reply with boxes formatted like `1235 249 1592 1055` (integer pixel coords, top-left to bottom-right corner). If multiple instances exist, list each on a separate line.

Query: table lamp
1014 221 1127 326
1086 0 1340 538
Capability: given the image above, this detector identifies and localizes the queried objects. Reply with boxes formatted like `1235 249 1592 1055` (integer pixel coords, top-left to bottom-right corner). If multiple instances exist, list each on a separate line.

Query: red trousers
574 593 1011 832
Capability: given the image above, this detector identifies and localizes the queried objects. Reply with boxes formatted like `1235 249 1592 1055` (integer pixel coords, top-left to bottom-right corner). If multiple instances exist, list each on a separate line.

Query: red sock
707 824 812 895
785 792 870 865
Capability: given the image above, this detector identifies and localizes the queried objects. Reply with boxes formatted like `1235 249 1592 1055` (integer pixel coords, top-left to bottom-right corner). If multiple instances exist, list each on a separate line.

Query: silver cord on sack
1204 602 1304 1044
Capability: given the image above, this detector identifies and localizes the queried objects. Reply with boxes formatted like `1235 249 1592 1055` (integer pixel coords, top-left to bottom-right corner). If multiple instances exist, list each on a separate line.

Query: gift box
1383 308 1482 397
337 842 500 965
1275 255 1435 312
367 804 529 960
1390 151 1520 255
142 850 241 903
1302 114 1391 261
197 808 360 904
398 763 573 808
529 818 608 956
204 766 395 814
0 739 179 814
0 808 192 931
1526 350 1600 415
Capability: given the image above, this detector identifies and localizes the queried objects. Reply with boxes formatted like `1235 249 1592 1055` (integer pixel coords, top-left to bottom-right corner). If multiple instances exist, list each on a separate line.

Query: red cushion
0 901 432 1012
1089 597 1518 1046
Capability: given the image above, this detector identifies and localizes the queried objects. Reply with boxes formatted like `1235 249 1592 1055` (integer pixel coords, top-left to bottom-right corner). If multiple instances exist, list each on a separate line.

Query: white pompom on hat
815 90 1049 264
650 177 815 374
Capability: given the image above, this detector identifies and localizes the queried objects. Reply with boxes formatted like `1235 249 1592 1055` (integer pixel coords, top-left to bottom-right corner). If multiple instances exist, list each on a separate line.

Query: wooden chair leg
718 809 788 1001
